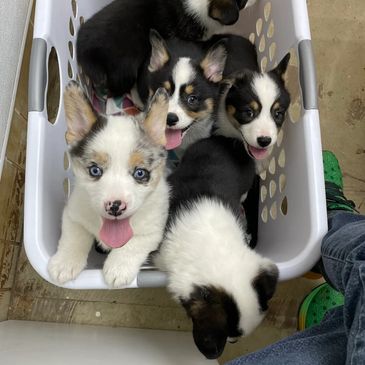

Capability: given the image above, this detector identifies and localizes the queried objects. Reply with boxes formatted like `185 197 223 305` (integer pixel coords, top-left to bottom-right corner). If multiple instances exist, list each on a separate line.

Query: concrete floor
0 0 364 364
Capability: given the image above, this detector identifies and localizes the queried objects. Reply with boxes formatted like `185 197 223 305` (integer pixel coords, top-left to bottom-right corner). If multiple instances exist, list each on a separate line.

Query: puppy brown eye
187 95 199 105
274 110 285 119
243 108 254 118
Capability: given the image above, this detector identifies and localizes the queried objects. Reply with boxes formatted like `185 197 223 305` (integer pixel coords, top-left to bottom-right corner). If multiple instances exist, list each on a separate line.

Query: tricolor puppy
48 83 170 288
154 135 278 359
77 0 256 96
216 53 291 171
136 30 227 153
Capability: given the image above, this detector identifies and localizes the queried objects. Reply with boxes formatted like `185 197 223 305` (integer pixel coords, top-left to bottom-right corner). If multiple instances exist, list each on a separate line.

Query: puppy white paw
48 253 86 284
103 257 139 288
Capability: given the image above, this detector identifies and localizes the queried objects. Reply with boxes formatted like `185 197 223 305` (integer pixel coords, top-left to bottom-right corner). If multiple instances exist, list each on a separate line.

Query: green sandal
298 283 344 330
299 151 355 330
323 151 358 213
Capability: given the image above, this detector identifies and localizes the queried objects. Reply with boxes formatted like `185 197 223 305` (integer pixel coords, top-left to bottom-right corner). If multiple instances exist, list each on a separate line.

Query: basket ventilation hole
80 16 85 25
279 174 286 193
68 61 74 79
261 206 268 223
261 57 268 72
260 170 267 181
259 35 266 53
68 41 74 59
71 0 77 18
269 42 276 62
64 152 70 170
69 18 75 36
269 180 276 198
289 99 302 123
270 201 277 220
267 19 275 38
46 47 60 125
256 18 263 37
278 149 286 168
261 185 267 203
63 178 70 198
269 157 276 175
281 196 288 216
264 2 272 21
290 48 299 67
249 32 255 44
277 129 284 147
286 48 302 123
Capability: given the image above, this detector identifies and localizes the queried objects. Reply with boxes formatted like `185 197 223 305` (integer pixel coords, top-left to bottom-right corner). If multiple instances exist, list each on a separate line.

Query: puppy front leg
48 210 94 284
103 233 161 288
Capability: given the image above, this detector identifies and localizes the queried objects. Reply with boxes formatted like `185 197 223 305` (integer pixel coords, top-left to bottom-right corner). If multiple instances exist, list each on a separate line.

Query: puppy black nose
167 113 179 126
257 136 272 148
106 200 127 217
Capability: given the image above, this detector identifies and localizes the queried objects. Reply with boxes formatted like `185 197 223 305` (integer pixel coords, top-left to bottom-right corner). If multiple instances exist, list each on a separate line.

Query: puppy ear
271 53 291 79
144 88 169 146
200 40 227 83
148 29 170 73
252 261 279 311
63 81 97 144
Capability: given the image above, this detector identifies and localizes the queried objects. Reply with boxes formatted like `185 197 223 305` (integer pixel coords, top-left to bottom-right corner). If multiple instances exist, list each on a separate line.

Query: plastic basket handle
28 38 47 113
298 39 318 110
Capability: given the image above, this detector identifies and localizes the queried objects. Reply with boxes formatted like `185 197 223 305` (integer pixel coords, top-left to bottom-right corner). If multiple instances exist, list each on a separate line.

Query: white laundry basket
25 0 327 289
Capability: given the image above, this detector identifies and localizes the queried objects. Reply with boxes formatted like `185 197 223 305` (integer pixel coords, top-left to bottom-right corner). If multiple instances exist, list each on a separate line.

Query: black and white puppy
135 30 227 153
216 48 291 170
76 0 256 96
154 135 278 359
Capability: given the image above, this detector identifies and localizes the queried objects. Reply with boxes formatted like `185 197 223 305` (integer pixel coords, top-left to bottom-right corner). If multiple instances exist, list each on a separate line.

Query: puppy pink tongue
99 218 133 248
248 146 269 160
166 129 182 150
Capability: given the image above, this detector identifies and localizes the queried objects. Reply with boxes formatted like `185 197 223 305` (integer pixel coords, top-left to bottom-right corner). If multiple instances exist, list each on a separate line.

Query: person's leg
226 152 364 365
321 211 365 365
226 307 346 365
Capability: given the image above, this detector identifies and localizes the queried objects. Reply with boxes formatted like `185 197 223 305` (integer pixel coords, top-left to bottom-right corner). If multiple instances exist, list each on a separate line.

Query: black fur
252 268 279 312
137 36 224 107
243 174 260 248
76 0 249 96
204 33 259 76
181 285 242 359
167 135 255 226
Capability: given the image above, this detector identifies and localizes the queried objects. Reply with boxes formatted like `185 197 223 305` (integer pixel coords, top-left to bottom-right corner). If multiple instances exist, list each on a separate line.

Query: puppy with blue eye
48 83 170 288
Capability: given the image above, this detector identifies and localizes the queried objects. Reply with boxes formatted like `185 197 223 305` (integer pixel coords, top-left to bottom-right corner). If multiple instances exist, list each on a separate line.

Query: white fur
184 0 257 38
48 116 169 287
215 74 280 173
155 198 276 336
169 57 214 155
240 74 279 149
169 58 196 131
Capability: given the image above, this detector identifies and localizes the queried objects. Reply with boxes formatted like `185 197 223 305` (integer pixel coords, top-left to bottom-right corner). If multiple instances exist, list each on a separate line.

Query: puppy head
64 83 168 248
225 54 291 161
208 0 256 25
145 30 227 150
181 258 278 359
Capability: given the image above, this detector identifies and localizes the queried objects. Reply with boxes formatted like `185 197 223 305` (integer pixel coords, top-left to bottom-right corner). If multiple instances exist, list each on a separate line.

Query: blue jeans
227 211 365 365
